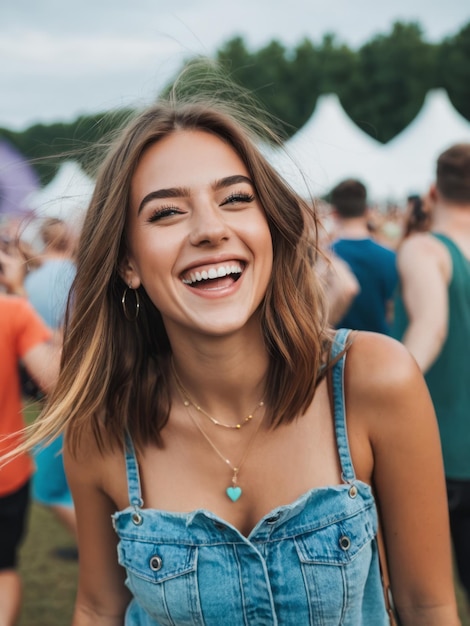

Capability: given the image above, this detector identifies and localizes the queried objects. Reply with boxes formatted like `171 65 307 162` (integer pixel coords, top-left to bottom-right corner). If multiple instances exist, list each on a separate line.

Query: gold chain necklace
171 360 264 430
173 375 265 502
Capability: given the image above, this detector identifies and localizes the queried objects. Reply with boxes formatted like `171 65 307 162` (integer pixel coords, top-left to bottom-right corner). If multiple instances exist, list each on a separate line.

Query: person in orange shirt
0 245 60 626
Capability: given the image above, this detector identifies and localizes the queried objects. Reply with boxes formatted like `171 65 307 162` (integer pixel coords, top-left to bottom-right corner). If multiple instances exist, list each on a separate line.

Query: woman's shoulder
341 331 434 450
344 330 422 401
64 418 125 484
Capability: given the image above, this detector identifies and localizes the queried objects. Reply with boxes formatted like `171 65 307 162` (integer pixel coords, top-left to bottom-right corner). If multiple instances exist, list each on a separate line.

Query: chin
193 314 256 338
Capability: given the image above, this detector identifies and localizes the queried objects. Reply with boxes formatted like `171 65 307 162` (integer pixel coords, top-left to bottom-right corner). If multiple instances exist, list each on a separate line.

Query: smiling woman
122 129 273 340
8 71 461 626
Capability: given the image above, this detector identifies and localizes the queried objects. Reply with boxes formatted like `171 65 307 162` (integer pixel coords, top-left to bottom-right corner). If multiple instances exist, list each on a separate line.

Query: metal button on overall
149 555 163 571
131 512 143 526
339 535 351 551
349 485 358 498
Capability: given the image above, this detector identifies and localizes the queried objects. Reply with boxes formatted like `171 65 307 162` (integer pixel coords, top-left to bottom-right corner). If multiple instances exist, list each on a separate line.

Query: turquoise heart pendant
226 486 242 502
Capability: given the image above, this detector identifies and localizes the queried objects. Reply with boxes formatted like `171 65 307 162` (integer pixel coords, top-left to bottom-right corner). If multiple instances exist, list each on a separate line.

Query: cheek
255 220 274 260
250 221 274 281
129 230 173 275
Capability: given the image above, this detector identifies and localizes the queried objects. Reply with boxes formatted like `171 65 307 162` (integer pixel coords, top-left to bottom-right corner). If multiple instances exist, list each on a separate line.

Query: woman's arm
346 333 460 626
64 438 131 626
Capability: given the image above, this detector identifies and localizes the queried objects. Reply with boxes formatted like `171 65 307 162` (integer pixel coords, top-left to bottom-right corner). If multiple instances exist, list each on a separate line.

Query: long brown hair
22 94 331 457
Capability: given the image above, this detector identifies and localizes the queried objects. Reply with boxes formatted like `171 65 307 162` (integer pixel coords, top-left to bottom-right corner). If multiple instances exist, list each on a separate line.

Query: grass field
18 504 77 626
17 403 79 625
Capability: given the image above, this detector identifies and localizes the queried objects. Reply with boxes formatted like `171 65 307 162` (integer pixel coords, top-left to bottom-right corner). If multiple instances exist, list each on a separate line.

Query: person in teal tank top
393 143 470 608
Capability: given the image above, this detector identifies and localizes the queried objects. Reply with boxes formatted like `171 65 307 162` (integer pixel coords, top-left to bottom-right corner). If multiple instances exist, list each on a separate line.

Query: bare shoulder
398 232 449 265
64 420 124 492
347 331 417 386
346 331 420 396
344 331 438 461
399 231 439 253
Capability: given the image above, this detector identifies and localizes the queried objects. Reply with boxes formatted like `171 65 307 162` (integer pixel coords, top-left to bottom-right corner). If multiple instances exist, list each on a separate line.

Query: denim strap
330 328 356 483
124 433 144 508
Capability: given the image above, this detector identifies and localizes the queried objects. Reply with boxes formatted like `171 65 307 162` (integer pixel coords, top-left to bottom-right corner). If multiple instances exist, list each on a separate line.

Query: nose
188 203 230 247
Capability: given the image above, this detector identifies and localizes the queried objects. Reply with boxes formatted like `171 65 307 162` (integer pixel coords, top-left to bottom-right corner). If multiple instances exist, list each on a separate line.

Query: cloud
1 0 469 129
2 32 181 74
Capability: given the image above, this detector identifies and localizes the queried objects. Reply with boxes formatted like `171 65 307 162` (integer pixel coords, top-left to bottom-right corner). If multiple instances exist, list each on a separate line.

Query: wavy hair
20 90 331 457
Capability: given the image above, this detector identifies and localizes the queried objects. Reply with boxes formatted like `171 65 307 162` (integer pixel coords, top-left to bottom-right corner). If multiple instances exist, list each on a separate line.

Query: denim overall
112 329 389 625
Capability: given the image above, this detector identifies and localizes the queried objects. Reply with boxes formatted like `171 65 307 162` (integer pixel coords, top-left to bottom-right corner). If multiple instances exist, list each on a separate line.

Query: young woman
24 98 460 625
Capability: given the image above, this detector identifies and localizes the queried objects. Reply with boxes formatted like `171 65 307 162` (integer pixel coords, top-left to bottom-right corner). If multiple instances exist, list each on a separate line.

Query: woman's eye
147 206 181 223
221 192 255 206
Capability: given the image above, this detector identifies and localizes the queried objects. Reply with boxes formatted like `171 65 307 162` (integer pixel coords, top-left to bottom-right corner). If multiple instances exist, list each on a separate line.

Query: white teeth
182 264 242 285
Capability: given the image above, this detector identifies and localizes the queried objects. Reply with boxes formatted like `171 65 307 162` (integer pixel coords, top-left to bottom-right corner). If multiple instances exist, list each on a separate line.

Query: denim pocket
118 540 204 625
294 511 376 623
295 510 375 565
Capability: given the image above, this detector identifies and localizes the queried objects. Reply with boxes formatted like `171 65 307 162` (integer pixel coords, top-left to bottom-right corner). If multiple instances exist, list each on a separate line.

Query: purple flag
0 140 40 217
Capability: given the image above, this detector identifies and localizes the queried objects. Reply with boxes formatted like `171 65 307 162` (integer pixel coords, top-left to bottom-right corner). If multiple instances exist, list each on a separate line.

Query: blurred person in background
400 193 434 240
329 178 398 334
24 218 78 549
315 199 361 326
0 244 60 626
393 143 470 611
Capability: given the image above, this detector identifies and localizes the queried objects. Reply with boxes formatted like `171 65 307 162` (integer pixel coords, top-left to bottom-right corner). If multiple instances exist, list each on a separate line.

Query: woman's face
124 129 273 341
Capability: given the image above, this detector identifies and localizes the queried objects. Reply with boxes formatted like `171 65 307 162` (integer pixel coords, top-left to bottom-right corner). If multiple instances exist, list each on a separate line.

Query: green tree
435 23 470 122
350 21 437 141
2 20 470 185
0 110 131 185
286 34 359 134
217 38 296 137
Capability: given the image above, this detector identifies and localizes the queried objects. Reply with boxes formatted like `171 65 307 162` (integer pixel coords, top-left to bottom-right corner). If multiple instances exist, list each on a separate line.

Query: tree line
1 20 469 186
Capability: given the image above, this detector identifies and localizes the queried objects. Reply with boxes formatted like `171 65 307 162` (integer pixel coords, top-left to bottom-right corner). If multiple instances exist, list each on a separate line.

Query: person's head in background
401 194 434 240
432 142 470 207
328 178 378 240
330 178 368 220
39 217 75 257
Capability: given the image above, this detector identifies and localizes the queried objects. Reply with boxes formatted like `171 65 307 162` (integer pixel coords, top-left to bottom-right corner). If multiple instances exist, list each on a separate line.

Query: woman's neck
170 333 269 425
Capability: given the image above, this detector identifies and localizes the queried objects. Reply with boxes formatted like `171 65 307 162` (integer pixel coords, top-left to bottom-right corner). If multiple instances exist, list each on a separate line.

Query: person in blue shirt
330 179 398 334
24 218 77 547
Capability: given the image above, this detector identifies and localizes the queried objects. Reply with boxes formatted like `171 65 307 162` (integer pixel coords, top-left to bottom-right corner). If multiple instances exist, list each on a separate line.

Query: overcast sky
2 0 469 130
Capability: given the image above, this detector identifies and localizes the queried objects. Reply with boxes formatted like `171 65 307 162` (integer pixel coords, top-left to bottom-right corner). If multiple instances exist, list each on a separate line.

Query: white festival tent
265 93 385 201
24 160 95 244
378 89 470 199
266 89 470 203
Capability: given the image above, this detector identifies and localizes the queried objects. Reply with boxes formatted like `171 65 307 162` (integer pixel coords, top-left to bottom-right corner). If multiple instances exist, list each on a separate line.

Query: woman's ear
119 255 141 289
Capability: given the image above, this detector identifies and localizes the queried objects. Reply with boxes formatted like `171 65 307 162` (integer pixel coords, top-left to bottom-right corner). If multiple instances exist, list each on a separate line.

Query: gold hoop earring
122 285 140 321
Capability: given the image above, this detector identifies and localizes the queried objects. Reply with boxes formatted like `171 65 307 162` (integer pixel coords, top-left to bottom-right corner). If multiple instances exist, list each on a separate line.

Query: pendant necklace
171 360 264 430
173 373 265 502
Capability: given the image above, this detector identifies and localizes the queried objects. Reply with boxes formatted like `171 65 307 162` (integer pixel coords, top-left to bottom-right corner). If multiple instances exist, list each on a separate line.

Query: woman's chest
135 399 343 532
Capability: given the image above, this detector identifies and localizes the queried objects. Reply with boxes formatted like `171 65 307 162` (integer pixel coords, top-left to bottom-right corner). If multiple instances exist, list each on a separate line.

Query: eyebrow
137 174 254 214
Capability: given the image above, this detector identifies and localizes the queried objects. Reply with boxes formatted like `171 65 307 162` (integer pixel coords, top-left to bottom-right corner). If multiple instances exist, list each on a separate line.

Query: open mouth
181 263 244 288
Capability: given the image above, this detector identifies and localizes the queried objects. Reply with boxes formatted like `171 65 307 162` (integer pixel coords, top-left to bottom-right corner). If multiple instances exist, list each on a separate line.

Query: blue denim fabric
112 329 389 625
